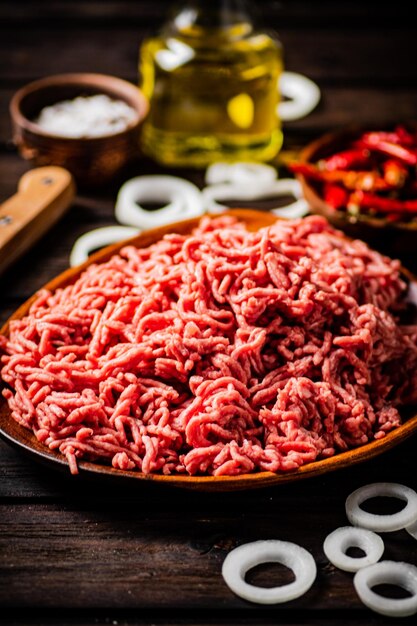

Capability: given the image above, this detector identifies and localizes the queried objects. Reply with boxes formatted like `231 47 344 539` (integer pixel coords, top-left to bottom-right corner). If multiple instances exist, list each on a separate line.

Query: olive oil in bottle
139 0 283 167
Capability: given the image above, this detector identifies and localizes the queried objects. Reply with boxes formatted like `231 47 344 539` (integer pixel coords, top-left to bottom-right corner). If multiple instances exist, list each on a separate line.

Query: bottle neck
172 0 253 33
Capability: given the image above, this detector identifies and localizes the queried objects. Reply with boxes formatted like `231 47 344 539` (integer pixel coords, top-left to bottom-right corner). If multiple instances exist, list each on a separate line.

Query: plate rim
1 409 417 491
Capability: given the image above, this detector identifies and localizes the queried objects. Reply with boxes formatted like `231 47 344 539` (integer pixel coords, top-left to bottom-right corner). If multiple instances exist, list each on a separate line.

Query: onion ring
354 561 417 617
278 72 321 122
205 162 277 186
202 179 309 218
221 540 316 604
346 483 417 532
69 226 140 267
115 175 204 229
323 526 384 572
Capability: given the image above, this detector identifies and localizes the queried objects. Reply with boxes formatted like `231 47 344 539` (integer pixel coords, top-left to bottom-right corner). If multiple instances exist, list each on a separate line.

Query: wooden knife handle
0 166 76 275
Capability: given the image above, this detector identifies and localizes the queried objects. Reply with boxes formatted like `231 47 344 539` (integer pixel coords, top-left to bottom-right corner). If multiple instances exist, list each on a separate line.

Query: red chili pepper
291 127 417 215
349 190 417 213
337 171 390 191
394 125 416 147
319 149 370 172
382 159 408 187
289 162 323 181
385 213 403 223
360 129 416 146
359 136 417 165
323 184 349 210
360 131 403 145
290 162 389 191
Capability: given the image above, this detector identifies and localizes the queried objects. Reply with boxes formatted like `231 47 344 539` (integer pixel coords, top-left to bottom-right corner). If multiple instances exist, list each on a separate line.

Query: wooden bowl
10 73 149 187
296 127 417 265
1 209 417 491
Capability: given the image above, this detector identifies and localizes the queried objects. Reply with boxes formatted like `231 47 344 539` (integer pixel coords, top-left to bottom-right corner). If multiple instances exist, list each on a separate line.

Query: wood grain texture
2 617 403 626
1 27 416 86
0 498 415 610
1 2 417 624
0 1 410 26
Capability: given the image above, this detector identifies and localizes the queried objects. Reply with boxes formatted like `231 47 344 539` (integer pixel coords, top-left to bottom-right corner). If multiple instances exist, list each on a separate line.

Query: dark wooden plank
0 0 410 28
0 3 416 626
0 152 30 203
0 0 174 25
0 27 416 86
0 493 416 610
2 608 410 626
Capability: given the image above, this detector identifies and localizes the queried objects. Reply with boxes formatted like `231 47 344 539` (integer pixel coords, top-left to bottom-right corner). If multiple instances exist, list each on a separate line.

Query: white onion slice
278 72 321 122
323 526 384 572
69 226 140 267
205 162 277 186
354 561 417 617
115 175 204 229
346 483 417 532
202 179 309 218
222 540 316 604
269 180 310 219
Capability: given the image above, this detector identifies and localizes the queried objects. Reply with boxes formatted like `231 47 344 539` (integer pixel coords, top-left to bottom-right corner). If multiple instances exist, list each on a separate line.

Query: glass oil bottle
139 0 283 167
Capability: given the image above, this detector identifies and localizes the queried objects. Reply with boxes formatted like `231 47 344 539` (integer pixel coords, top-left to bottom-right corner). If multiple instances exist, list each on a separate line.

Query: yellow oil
139 17 283 167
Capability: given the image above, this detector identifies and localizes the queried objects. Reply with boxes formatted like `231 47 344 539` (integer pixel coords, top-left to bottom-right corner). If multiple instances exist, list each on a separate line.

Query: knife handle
0 166 76 275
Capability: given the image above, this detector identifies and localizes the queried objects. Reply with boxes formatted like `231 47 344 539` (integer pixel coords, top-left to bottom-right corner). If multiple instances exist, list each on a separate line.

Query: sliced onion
115 175 204 229
205 162 277 186
222 539 316 604
323 526 384 572
69 226 140 267
278 72 321 122
354 561 417 617
346 483 417 532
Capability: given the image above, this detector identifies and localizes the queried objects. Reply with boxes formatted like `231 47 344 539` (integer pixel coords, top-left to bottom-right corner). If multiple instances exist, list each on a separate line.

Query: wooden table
1 2 417 624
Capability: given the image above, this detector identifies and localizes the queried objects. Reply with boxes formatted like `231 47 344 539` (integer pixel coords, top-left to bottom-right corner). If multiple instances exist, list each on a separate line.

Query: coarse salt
35 94 137 138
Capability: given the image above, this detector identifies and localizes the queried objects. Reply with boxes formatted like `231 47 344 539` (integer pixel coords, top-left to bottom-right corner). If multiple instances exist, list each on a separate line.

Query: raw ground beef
1 215 417 476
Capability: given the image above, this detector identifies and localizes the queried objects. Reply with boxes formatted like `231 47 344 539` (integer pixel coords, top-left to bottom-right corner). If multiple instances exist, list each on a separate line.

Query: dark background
1 2 417 626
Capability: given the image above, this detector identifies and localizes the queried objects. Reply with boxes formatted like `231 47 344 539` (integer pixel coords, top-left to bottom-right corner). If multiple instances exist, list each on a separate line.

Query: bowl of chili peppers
290 125 417 264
